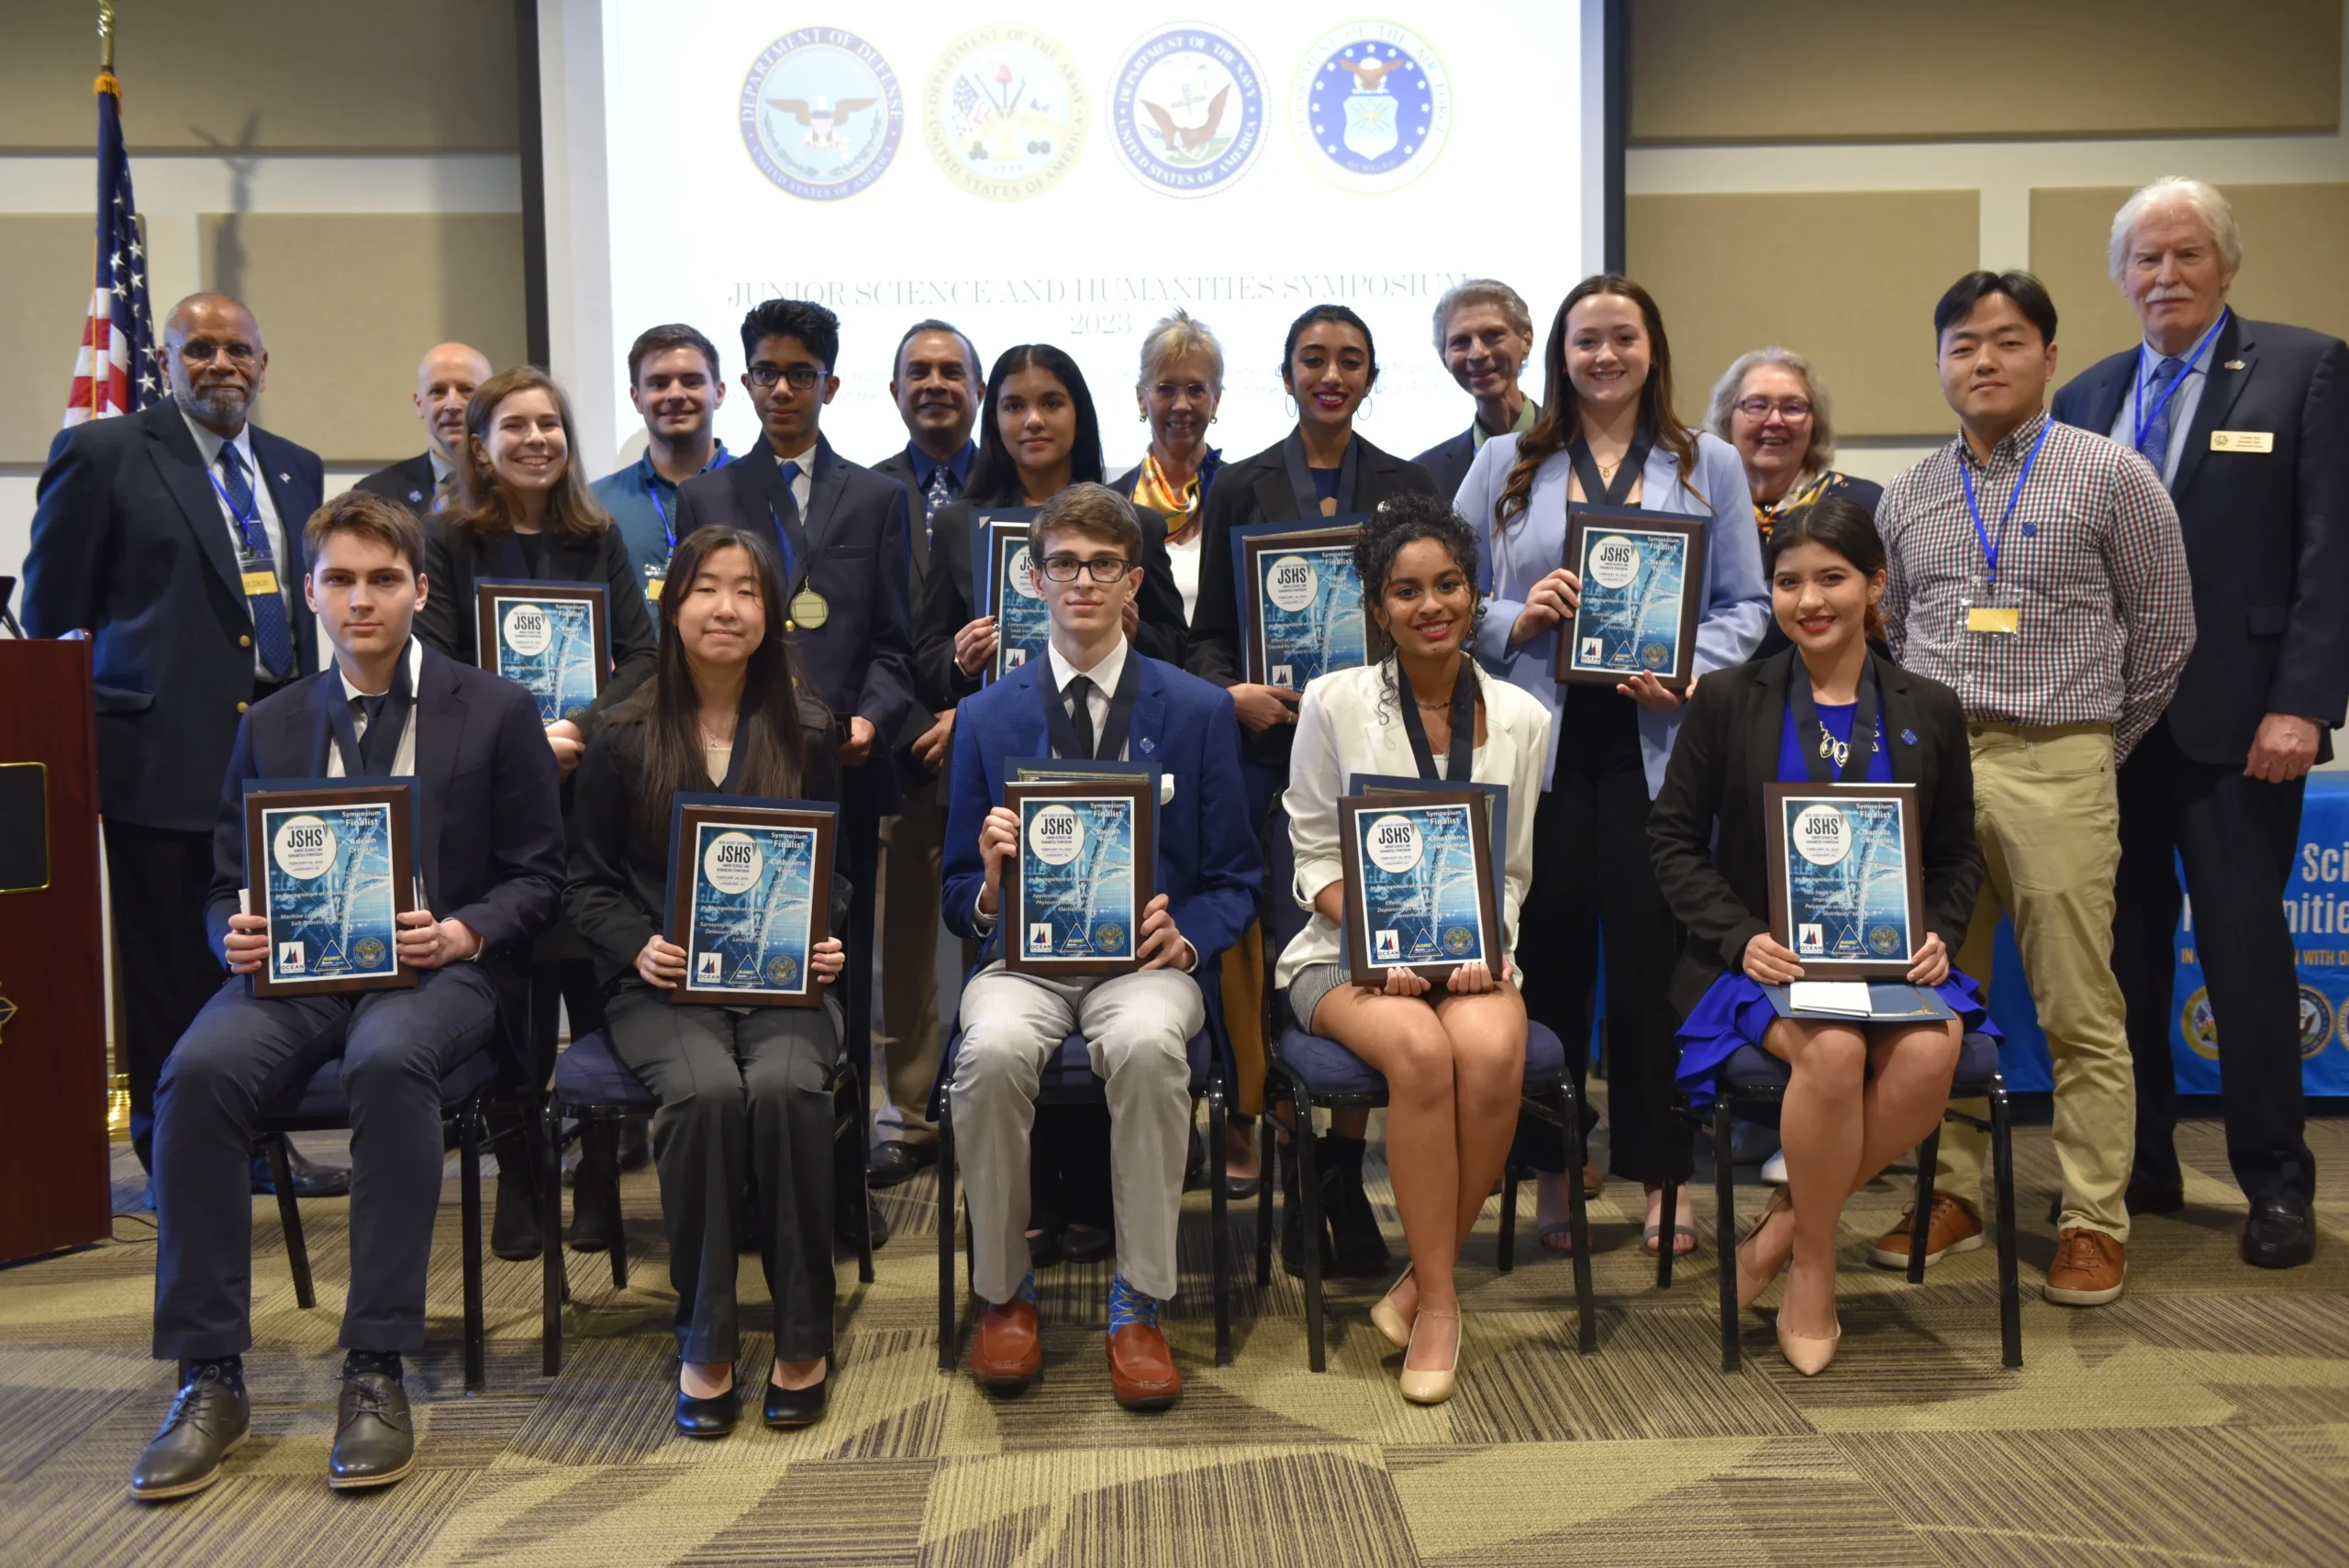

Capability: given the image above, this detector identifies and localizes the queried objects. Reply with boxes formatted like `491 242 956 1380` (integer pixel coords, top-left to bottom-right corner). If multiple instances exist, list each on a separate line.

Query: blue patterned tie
2135 354 2187 475
925 464 955 538
220 444 295 678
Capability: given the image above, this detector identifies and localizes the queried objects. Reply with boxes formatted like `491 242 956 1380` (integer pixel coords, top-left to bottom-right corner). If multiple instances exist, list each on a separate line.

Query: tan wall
1632 0 2340 144
0 216 114 463
2 0 518 152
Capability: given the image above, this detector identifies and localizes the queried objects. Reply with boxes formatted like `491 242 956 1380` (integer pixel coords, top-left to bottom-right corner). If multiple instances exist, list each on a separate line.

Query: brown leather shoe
2044 1227 2125 1307
1106 1323 1182 1411
1867 1192 1984 1269
972 1299 1043 1391
1583 1162 1605 1200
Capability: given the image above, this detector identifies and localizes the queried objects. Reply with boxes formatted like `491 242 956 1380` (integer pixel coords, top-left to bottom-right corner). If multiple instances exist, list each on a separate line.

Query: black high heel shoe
763 1357 830 1428
674 1362 742 1438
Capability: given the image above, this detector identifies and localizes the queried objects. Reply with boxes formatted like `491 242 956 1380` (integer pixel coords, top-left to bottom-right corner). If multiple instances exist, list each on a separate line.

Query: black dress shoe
491 1162 542 1261
128 1363 250 1501
1027 1228 1063 1270
2242 1194 2317 1270
250 1144 351 1198
568 1162 621 1253
328 1371 415 1490
763 1367 829 1427
617 1115 651 1172
674 1366 742 1438
866 1140 938 1190
1060 1223 1115 1263
835 1193 888 1251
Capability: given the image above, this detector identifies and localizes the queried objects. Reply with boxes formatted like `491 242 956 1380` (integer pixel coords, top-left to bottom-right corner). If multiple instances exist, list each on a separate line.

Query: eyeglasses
1035 554 1134 583
747 363 824 390
1148 381 1215 403
1733 396 1812 420
179 338 258 364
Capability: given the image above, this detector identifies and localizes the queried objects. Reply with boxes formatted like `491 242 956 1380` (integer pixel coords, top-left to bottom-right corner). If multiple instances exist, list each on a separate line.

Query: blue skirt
1674 971 1998 1106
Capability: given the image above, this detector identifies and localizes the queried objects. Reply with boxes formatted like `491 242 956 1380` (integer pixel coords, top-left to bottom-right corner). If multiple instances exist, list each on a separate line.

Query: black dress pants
103 819 221 1170
150 965 499 1360
1511 687 1689 1184
2112 718 2314 1204
606 986 841 1363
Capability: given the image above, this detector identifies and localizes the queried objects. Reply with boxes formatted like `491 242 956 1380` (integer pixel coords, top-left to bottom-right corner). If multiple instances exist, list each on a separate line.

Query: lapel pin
1139 737 1155 753
407 490 424 503
2224 360 2245 371
278 472 291 484
1900 728 1918 746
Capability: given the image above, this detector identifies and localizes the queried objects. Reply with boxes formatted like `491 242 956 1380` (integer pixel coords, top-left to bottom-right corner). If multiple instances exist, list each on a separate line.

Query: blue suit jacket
206 644 567 1060
674 433 917 812
24 401 323 831
2053 314 2349 764
941 650 1261 968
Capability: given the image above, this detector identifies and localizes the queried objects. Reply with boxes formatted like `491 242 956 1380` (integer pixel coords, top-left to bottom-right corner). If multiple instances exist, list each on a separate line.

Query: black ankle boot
1278 1137 1336 1278
491 1156 542 1261
568 1123 620 1253
1319 1134 1392 1278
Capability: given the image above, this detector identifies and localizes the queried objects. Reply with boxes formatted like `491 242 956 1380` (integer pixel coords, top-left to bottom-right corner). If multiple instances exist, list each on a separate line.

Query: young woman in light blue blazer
1454 274 1769 1257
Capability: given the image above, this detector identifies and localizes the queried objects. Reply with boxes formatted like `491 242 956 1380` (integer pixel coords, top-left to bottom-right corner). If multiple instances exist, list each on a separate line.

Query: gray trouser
950 962 1202 1305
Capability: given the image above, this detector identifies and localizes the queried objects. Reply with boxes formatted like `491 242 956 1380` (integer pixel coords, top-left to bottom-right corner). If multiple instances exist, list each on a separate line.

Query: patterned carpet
4 1104 2346 1567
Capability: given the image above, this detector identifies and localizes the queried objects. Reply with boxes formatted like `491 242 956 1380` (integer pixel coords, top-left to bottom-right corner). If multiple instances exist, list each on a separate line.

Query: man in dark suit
23 294 325 1177
2053 177 2349 1268
1410 279 1538 503
941 484 1259 1410
354 342 491 516
865 319 982 1186
674 297 918 1242
128 492 564 1500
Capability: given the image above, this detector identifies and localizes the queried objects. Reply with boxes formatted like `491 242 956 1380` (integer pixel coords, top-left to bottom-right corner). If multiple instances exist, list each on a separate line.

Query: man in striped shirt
1870 271 2194 1307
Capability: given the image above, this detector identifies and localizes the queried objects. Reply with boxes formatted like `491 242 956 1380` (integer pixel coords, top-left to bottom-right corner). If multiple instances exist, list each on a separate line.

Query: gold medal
788 588 830 629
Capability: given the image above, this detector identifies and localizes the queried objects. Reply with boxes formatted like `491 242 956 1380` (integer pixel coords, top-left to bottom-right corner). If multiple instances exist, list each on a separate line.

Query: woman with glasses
1188 303 1442 1283
1706 348 1883 546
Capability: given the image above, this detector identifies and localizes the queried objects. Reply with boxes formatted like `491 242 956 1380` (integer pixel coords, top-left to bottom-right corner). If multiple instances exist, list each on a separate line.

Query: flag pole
87 2 117 423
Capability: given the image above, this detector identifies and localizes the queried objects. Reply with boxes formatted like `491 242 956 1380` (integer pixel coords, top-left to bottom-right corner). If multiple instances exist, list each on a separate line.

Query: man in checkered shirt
1869 271 2193 1309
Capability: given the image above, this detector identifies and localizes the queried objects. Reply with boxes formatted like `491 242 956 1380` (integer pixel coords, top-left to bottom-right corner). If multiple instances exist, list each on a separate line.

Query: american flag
62 72 156 428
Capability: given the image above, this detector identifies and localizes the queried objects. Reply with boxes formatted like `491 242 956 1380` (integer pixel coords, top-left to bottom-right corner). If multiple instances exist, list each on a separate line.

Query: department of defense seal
1095 922 1126 954
354 937 387 969
1291 22 1451 193
767 954 800 988
1442 925 1474 956
740 30 903 202
1641 640 1671 671
1109 25 1266 196
925 25 1087 202
1867 923 1901 956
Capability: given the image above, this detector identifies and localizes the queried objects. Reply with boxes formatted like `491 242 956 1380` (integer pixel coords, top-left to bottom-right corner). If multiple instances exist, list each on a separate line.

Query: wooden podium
0 639 110 1262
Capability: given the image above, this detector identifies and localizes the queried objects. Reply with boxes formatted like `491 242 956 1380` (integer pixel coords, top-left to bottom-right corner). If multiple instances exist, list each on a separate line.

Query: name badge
787 589 830 629
2211 430 2274 453
1966 606 2020 635
241 569 280 597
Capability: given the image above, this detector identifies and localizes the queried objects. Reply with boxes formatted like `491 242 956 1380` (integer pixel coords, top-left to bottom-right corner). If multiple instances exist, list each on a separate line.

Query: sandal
1642 1223 1699 1256
1537 1223 1576 1256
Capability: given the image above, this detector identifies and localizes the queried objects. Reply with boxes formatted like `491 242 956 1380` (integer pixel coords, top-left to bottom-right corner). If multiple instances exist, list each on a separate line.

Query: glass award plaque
1763 782 1928 980
1002 777 1154 976
243 782 418 998
1553 506 1705 690
662 795 836 1007
1337 787 1500 987
475 578 609 723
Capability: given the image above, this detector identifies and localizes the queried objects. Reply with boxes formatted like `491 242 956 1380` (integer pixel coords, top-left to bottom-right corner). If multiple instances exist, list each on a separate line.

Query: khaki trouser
873 785 948 1145
1932 723 2133 1241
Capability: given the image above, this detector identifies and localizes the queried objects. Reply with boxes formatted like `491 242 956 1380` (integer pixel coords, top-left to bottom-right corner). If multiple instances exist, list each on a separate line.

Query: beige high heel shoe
1776 1314 1841 1376
1398 1309 1461 1405
1370 1265 1415 1351
1737 1186 1796 1312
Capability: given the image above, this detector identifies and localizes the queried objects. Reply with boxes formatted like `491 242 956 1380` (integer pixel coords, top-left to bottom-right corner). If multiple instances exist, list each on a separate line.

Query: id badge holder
1963 574 2019 636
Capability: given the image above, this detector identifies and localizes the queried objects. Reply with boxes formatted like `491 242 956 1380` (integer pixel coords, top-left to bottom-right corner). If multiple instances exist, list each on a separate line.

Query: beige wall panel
1 1 517 152
1631 0 2340 144
2034 183 2349 390
1627 191 1977 439
0 216 115 464
198 214 528 466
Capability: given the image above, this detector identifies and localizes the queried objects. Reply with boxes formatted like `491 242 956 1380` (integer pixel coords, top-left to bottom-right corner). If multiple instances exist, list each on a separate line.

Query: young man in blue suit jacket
2052 178 2349 1268
23 295 324 1175
130 493 564 1504
941 484 1258 1411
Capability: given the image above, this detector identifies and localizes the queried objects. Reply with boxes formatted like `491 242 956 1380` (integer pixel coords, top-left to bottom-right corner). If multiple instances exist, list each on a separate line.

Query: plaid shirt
1880 409 2194 763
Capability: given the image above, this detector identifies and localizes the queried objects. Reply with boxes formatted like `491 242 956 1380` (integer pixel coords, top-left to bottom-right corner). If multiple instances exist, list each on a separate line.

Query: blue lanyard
1956 418 2051 584
206 466 267 555
2131 308 2227 456
644 447 729 555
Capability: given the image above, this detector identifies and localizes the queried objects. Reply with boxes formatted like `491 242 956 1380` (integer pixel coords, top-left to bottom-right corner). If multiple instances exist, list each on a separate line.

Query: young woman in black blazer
1186 304 1441 1280
1648 497 1988 1373
566 526 848 1435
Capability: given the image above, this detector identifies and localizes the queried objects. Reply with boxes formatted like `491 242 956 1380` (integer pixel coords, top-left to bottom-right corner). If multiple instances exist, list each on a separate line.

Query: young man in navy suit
674 299 918 1246
24 295 327 1182
129 492 564 1502
941 484 1259 1410
2053 177 2349 1268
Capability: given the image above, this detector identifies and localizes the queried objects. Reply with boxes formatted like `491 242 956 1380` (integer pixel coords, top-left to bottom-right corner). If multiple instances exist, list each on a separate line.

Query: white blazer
1275 661 1552 989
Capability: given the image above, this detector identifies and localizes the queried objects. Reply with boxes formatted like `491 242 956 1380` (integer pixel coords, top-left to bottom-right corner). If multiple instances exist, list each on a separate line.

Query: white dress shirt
325 639 423 778
1044 634 1130 760
773 440 817 514
2106 317 2222 489
182 409 293 679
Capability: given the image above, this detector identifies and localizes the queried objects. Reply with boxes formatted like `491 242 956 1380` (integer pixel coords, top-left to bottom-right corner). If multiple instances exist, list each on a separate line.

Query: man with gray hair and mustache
2052 176 2349 1269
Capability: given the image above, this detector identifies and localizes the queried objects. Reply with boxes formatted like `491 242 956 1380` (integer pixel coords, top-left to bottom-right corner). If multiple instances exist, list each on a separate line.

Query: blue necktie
773 461 802 583
925 464 956 538
2136 354 2187 475
220 445 295 678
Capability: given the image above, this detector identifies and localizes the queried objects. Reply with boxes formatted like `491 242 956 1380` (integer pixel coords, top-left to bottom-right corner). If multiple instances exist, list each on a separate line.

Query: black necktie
355 693 397 773
1063 673 1097 760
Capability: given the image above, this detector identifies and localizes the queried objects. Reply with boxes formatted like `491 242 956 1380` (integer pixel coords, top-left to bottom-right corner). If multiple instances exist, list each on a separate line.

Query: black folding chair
1254 800 1597 1371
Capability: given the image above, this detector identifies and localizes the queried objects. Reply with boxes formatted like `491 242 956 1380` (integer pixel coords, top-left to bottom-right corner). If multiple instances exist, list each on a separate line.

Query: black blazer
355 451 439 515
1647 650 1983 1019
866 447 944 776
413 512 660 737
563 696 842 991
674 435 917 813
205 644 567 1060
914 493 1188 713
22 401 323 831
2052 313 2349 765
1411 427 1477 506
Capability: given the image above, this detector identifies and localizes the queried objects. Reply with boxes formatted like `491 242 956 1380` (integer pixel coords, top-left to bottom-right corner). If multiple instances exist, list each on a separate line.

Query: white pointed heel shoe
1369 1264 1416 1351
1398 1309 1460 1405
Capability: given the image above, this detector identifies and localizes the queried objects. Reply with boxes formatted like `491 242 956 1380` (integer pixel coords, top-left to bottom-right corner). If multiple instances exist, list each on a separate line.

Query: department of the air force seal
1110 25 1267 196
925 25 1087 202
1291 22 1450 193
740 28 903 202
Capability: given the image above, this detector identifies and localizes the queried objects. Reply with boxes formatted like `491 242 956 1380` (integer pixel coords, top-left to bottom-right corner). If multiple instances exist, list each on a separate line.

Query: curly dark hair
1353 494 1486 722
